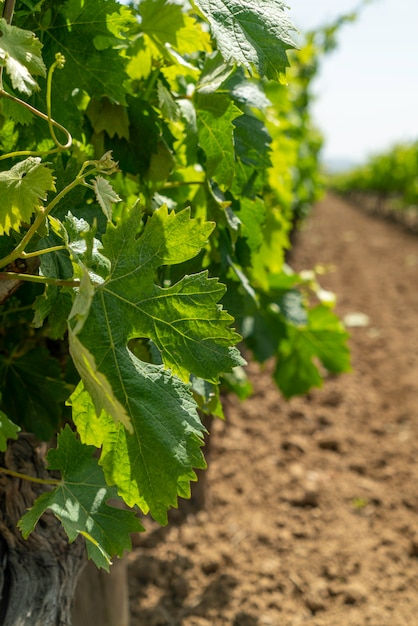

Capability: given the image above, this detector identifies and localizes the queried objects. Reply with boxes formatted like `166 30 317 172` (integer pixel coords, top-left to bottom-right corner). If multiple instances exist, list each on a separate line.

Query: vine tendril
0 53 72 161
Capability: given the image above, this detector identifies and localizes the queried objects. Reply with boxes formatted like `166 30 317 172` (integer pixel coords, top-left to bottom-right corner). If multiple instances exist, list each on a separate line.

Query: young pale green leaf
0 158 56 236
92 176 122 221
0 406 20 452
195 94 241 188
274 305 351 398
0 19 46 94
18 425 143 570
192 0 296 81
140 0 211 57
140 0 186 50
63 213 111 281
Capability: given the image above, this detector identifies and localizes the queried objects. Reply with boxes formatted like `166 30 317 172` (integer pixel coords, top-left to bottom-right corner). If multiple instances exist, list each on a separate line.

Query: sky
288 0 418 167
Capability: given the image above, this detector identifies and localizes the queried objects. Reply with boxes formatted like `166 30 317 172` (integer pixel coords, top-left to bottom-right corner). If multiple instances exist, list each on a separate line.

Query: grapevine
331 140 418 214
0 0 350 585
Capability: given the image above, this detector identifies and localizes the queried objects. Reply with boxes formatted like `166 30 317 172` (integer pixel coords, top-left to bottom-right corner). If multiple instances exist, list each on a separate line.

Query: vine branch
0 466 60 486
2 0 15 25
0 272 80 288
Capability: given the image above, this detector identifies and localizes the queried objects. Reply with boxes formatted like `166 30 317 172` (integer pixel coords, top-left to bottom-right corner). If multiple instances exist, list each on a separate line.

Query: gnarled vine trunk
0 435 86 626
0 419 215 625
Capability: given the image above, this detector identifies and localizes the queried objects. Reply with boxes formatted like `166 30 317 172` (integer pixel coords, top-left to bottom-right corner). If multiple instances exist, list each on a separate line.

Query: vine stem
0 466 60 486
0 303 33 315
47 54 69 149
2 0 16 25
162 180 205 189
22 246 67 259
0 272 80 287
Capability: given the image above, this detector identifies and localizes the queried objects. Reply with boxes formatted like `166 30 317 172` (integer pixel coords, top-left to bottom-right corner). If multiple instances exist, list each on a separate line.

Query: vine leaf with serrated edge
18 425 144 570
192 0 296 82
0 18 46 95
195 93 242 189
67 204 244 523
93 176 122 221
274 305 351 398
0 158 56 236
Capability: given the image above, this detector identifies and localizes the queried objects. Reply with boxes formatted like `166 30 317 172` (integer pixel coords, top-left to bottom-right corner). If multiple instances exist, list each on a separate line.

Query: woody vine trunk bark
0 435 86 626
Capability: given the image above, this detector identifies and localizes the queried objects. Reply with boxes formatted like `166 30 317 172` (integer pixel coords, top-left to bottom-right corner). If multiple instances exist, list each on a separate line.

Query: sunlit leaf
19 426 143 570
0 18 46 94
193 0 296 81
0 158 56 235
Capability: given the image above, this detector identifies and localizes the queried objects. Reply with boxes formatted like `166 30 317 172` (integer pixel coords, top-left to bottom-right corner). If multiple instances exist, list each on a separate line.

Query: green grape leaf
195 94 241 188
0 405 20 452
68 204 244 522
0 158 56 236
226 71 271 109
140 0 211 57
191 376 225 419
63 213 111 281
86 98 130 140
70 204 243 383
0 117 19 155
274 305 351 398
32 285 73 339
243 298 288 363
1 93 34 125
140 0 185 50
237 197 266 254
231 113 272 196
36 0 137 134
222 366 253 401
197 52 234 94
18 425 143 570
92 176 122 221
192 0 296 81
104 97 160 177
0 18 46 95
70 374 206 524
234 114 271 171
0 347 72 441
59 0 136 104
157 81 179 121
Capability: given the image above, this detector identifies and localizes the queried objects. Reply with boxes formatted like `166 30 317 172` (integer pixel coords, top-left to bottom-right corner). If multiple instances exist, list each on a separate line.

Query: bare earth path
128 194 418 626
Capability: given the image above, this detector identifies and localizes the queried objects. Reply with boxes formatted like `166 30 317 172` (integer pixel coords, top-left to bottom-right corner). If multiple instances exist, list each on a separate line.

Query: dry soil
127 193 418 626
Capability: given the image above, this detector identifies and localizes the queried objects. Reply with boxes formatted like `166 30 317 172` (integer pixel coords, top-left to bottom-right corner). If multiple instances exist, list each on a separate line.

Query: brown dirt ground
127 193 418 626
